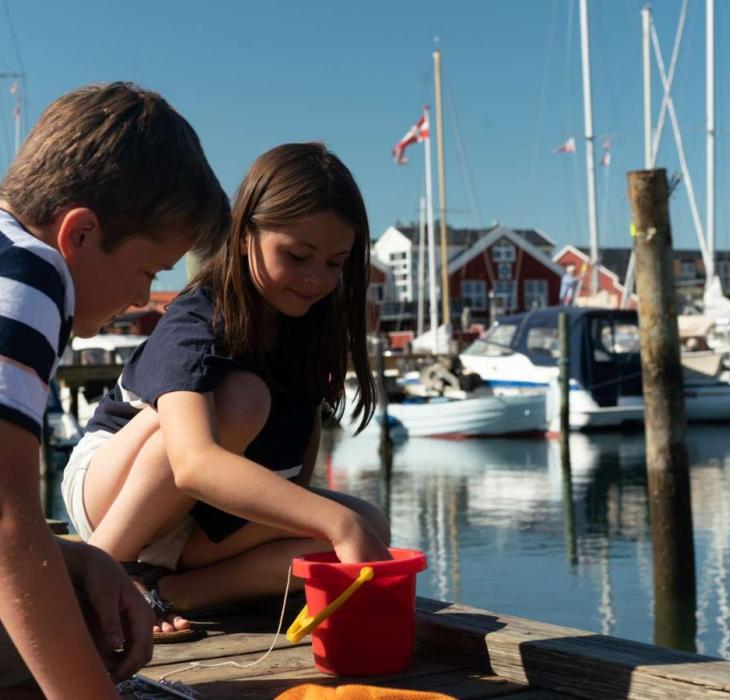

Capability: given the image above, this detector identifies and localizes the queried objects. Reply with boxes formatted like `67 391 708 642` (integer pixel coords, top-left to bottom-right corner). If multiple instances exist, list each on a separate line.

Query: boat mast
424 107 439 336
623 5 653 309
433 49 450 328
578 0 600 295
642 5 653 168
706 0 715 284
417 196 426 337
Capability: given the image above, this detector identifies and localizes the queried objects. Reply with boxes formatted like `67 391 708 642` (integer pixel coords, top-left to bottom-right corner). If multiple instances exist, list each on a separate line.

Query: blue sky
0 0 726 289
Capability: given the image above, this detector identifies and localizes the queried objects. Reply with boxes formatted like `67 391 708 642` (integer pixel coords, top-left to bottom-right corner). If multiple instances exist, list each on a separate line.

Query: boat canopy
487 306 644 405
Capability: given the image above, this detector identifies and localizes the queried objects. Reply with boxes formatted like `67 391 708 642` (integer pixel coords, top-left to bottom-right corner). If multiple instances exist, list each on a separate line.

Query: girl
61 143 391 640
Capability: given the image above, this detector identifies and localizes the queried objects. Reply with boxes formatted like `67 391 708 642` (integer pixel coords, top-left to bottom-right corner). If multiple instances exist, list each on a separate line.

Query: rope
131 565 295 693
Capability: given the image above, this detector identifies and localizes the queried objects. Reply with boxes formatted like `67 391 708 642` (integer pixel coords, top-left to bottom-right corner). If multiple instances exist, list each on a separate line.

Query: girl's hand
331 511 392 564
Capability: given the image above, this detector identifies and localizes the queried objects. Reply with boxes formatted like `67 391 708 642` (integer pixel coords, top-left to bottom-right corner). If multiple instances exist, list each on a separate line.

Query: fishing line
127 564 295 695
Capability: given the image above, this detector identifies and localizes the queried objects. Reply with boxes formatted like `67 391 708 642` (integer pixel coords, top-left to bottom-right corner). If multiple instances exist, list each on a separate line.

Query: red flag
392 108 429 165
552 137 576 154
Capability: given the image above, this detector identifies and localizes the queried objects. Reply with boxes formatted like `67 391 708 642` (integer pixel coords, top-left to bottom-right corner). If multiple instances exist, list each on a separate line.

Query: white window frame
494 280 517 310
491 239 516 263
524 279 548 309
460 279 487 310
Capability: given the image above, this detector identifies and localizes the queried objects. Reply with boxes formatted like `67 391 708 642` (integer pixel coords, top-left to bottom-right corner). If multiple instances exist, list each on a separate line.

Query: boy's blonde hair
0 82 230 258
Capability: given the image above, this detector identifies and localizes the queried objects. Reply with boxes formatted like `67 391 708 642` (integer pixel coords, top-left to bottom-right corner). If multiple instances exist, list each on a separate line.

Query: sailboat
349 51 547 439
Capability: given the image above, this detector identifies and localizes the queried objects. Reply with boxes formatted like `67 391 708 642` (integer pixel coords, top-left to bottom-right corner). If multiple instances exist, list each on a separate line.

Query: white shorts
61 430 196 571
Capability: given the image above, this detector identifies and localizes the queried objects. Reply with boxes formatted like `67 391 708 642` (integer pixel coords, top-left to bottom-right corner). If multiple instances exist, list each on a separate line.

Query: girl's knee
214 371 271 450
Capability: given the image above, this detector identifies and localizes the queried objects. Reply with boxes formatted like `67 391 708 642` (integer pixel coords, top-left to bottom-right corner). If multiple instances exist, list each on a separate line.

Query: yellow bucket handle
286 566 374 643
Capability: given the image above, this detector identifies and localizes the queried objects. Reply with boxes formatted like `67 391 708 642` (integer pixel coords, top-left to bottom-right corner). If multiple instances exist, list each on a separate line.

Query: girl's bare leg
159 488 391 611
81 370 390 615
83 407 192 560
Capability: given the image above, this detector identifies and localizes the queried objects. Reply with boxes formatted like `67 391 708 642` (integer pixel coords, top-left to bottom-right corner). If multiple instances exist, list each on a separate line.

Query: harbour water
46 424 730 658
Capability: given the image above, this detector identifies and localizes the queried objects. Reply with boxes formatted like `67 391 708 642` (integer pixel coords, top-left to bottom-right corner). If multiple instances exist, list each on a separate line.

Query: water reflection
316 425 730 658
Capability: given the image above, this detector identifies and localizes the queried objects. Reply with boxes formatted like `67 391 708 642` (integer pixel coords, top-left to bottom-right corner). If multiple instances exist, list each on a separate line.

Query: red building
553 245 638 309
447 226 564 319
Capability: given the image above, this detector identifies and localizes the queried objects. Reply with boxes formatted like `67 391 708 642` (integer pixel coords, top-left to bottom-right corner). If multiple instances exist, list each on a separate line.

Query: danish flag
392 108 430 165
552 136 576 154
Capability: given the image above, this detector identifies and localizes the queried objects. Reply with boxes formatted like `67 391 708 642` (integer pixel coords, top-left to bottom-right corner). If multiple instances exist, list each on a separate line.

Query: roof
447 225 565 276
386 223 555 251
392 222 498 248
555 246 730 286
512 228 556 248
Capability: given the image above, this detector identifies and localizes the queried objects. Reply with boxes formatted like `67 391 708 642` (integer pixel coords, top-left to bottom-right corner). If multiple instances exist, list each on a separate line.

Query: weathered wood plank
149 597 308 666
150 631 308 667
145 646 322 684
416 597 730 699
158 660 523 699
505 693 576 699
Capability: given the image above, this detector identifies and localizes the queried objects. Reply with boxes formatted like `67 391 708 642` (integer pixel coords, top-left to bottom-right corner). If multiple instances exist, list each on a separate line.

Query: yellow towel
276 684 455 699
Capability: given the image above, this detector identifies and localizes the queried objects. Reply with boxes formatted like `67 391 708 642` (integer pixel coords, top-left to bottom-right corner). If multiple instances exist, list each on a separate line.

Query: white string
155 564 294 685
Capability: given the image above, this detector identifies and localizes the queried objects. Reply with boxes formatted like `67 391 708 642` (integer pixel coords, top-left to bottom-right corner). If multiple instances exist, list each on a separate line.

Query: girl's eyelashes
288 252 308 263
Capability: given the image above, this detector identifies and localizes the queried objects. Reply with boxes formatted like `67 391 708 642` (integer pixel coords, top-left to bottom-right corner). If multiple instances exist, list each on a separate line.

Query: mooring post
557 312 577 568
627 168 697 651
559 312 570 436
373 336 393 470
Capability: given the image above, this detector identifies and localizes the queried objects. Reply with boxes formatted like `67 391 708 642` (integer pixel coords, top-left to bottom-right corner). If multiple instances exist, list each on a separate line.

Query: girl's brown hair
194 143 374 432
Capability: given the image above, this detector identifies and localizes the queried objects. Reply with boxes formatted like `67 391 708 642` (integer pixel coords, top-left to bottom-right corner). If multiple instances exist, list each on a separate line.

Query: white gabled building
371 226 415 302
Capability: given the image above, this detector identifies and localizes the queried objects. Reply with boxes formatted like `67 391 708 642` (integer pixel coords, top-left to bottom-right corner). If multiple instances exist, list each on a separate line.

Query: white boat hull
345 390 546 439
462 353 730 431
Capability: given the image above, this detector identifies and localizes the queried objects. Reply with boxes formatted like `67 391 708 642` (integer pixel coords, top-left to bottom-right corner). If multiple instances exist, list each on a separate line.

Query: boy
0 83 230 698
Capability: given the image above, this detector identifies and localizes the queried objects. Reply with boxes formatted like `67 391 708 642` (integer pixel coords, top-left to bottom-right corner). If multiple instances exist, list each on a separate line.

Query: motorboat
459 306 730 431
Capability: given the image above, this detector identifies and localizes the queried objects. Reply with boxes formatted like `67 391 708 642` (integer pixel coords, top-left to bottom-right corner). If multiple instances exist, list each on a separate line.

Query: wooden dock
136 595 730 699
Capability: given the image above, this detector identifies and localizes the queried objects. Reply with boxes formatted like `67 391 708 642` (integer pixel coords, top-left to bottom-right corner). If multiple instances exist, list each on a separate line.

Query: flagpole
706 0 715 285
433 49 450 330
424 111 439 337
417 196 426 338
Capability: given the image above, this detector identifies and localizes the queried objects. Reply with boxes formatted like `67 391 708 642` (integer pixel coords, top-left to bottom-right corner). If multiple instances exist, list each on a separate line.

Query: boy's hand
62 541 154 681
330 512 392 564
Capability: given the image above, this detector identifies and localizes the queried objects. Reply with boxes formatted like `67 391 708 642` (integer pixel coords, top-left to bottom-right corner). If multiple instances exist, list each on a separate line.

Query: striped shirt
0 209 74 440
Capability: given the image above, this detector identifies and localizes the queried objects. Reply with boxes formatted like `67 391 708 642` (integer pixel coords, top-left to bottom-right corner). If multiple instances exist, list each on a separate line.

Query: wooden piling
557 313 577 568
558 312 570 436
372 336 393 470
627 168 696 651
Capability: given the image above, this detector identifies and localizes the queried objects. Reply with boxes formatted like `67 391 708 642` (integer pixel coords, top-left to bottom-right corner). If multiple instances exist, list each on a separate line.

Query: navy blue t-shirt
87 286 319 542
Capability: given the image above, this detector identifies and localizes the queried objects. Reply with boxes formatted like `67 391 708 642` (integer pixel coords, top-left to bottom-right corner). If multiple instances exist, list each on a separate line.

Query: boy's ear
56 208 102 262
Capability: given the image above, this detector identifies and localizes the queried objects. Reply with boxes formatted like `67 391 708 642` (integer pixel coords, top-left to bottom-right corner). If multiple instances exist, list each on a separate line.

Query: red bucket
287 548 427 676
